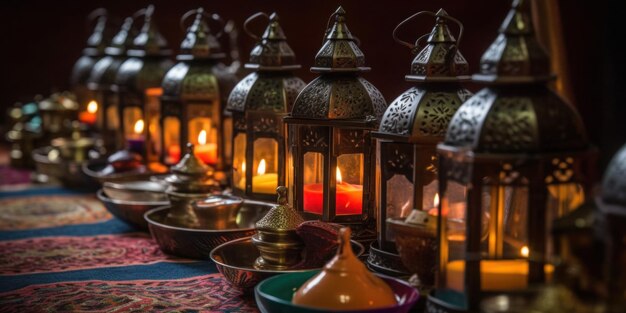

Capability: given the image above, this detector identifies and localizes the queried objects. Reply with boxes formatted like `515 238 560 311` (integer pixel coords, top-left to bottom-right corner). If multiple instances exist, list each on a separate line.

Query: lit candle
303 167 363 215
194 129 218 165
251 159 278 194
445 259 554 292
78 100 98 125
167 145 181 164
127 119 145 153
236 161 247 190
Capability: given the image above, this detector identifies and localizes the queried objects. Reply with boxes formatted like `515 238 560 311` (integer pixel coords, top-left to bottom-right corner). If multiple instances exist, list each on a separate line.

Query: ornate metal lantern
226 12 305 201
160 8 239 172
70 8 110 116
87 16 135 151
284 7 387 245
428 1 595 312
115 5 173 169
369 9 471 278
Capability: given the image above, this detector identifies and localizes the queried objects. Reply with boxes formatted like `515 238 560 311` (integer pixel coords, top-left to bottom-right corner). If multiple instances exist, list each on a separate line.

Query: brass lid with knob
252 186 305 270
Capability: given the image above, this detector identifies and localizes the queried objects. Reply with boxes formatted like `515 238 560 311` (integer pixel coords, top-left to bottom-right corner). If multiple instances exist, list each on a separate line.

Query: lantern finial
243 12 298 70
128 5 171 57
312 7 367 72
178 7 225 60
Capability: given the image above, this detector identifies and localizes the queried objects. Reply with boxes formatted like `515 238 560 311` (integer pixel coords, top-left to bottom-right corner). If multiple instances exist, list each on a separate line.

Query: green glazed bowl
255 270 419 313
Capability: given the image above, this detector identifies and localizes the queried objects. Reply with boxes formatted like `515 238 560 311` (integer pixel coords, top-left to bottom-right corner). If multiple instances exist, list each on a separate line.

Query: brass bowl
145 199 275 259
103 180 168 202
32 146 98 188
211 237 365 293
97 189 168 230
83 159 159 185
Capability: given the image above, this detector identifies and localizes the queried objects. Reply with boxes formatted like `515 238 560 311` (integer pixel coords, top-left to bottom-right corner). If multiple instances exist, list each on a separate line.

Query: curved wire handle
179 8 225 38
243 12 270 42
85 8 107 30
392 10 464 55
322 11 361 46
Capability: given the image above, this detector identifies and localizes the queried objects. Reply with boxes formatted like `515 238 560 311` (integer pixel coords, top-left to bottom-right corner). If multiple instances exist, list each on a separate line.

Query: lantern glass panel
123 107 143 139
223 116 233 161
189 116 218 166
422 179 439 213
439 180 468 293
163 117 180 164
303 152 325 215
233 133 247 191
384 174 414 241
546 182 585 258
105 95 119 130
336 153 364 215
252 138 279 194
144 88 162 161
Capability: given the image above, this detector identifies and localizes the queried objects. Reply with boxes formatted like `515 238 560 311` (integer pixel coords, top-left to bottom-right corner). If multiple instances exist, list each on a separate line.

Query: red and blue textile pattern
0 187 258 312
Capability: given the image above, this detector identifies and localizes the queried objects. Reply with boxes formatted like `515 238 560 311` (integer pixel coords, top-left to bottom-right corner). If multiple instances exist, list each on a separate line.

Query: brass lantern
160 8 238 173
227 12 305 201
370 9 471 278
87 16 135 151
115 5 173 169
284 7 387 245
70 8 110 116
429 1 594 312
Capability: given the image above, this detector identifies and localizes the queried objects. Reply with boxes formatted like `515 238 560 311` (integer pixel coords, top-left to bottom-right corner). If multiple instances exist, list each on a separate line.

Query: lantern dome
378 9 471 143
442 0 589 154
602 144 626 207
226 12 305 114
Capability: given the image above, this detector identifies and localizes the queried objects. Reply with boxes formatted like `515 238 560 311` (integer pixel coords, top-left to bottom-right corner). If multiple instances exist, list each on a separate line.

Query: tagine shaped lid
165 143 219 193
255 186 304 232
292 227 397 310
245 12 300 71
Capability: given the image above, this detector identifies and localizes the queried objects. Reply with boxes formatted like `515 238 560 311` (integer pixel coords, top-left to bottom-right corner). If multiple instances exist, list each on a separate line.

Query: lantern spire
178 7 225 60
245 12 300 70
312 6 367 72
105 17 135 56
128 5 171 57
83 8 110 56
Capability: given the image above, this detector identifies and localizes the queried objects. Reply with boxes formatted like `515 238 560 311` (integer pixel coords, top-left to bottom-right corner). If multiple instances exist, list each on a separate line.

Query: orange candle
195 130 217 165
167 145 181 164
79 100 98 125
303 167 363 215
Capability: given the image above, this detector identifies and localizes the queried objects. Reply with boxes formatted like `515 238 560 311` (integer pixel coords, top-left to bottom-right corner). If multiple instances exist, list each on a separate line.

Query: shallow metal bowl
97 189 169 230
103 180 168 202
145 199 275 260
211 236 365 293
33 146 97 188
83 160 157 185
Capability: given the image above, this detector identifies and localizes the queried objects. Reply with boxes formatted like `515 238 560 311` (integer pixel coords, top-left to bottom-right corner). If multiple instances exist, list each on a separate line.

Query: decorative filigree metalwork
301 126 328 148
445 89 495 148
386 147 414 173
417 91 464 137
226 74 256 112
338 129 364 148
252 116 279 133
545 157 575 184
380 88 423 135
480 96 536 152
291 77 331 118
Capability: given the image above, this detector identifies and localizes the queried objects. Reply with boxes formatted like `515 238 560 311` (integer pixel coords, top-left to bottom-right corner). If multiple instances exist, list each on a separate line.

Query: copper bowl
32 146 98 188
145 199 275 259
83 159 158 185
211 236 365 293
97 189 168 230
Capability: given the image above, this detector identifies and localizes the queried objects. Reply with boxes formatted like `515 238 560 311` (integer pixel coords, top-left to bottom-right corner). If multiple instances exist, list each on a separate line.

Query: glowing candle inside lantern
167 145 181 164
445 260 554 292
194 129 217 165
79 100 98 125
236 161 247 190
127 119 145 153
303 167 363 215
251 159 278 194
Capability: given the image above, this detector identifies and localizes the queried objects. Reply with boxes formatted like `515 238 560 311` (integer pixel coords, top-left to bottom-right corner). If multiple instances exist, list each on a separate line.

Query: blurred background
0 0 622 174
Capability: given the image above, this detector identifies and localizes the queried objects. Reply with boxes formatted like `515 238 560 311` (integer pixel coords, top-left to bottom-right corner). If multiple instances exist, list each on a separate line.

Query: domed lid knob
164 143 219 193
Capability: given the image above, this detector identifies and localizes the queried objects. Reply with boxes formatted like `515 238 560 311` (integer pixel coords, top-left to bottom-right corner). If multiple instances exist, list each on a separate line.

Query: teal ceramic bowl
255 270 419 313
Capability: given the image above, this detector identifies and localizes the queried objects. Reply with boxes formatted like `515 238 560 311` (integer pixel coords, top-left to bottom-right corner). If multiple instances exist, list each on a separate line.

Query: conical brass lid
127 5 172 57
245 12 300 71
178 8 225 60
164 143 219 193
105 17 135 56
404 9 469 82
255 186 304 231
311 7 369 73
473 0 552 83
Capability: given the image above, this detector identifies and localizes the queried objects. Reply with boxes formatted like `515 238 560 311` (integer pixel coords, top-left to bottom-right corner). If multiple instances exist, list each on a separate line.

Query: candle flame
257 159 266 176
241 161 246 173
434 193 440 207
87 100 98 113
198 130 207 145
133 119 144 134
521 246 529 258
336 167 343 184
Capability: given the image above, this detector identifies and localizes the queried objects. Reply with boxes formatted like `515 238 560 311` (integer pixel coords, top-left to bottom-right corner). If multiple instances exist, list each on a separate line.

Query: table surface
0 161 259 312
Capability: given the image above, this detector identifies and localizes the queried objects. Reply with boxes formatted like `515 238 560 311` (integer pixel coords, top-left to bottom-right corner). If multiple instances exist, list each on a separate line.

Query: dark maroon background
0 0 623 173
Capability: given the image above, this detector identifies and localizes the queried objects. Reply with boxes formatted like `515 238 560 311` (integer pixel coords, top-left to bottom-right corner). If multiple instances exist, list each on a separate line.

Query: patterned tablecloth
0 169 258 313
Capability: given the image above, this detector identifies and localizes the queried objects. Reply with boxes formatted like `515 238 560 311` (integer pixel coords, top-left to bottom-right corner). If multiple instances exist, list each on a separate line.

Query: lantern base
366 241 411 278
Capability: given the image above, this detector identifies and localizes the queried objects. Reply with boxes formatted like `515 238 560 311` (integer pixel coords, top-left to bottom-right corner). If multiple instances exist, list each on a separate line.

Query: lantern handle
393 10 464 55
180 8 225 38
132 5 153 20
85 8 107 31
243 12 270 42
